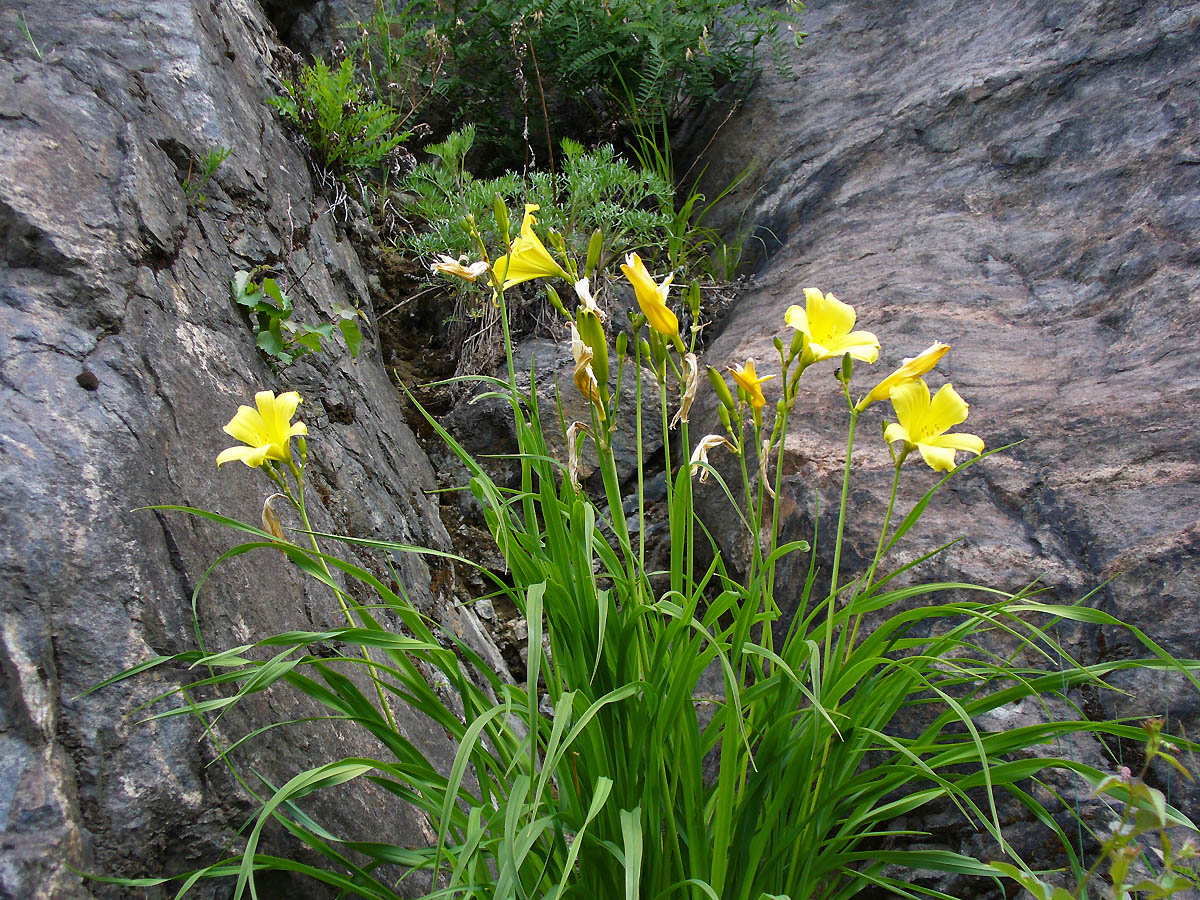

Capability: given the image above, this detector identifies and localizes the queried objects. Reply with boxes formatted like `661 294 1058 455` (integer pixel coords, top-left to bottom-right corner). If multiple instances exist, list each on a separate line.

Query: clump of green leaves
183 146 231 210
270 58 409 174
400 126 673 276
349 0 804 169
232 269 363 366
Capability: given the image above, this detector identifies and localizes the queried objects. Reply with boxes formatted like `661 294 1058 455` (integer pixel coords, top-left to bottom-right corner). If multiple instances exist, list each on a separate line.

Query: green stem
822 408 858 676
290 462 398 732
845 450 905 660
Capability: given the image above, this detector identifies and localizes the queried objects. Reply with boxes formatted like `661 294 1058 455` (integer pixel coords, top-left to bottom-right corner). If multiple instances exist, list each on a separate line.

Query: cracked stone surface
692 0 1200 884
0 2 505 897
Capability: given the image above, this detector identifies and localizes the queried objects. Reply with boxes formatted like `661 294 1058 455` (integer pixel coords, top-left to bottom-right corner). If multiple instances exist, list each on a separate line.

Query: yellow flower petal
916 442 959 472
492 204 567 291
217 444 271 468
889 379 930 434
927 383 969 432
223 405 268 446
807 288 856 337
856 342 950 411
883 421 910 445
783 304 809 333
927 432 985 455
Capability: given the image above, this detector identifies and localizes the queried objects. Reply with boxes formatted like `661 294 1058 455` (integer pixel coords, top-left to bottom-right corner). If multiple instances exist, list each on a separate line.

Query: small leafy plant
232 269 363 366
989 717 1200 900
183 146 231 209
270 58 409 174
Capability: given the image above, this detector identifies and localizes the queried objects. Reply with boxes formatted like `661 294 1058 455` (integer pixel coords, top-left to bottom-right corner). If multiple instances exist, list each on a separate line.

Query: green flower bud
545 284 569 318
585 228 603 277
707 366 736 410
492 195 509 246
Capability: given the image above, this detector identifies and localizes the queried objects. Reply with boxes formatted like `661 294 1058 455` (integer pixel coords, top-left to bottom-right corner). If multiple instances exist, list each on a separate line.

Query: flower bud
492 195 510 246
615 331 628 359
585 228 603 277
545 284 569 318
707 366 736 410
687 280 702 317
788 329 806 362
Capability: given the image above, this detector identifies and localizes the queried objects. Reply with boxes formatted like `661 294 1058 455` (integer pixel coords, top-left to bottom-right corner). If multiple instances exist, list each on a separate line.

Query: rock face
693 0 1200 865
0 2 503 897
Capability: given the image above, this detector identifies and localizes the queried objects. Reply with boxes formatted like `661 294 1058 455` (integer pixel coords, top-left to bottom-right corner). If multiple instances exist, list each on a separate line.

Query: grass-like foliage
270 58 409 174
95 208 1200 899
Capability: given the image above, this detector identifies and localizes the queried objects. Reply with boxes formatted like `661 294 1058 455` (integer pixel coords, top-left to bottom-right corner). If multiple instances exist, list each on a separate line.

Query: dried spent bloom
492 204 568 291
856 342 950 411
620 252 678 338
785 287 880 365
430 254 490 282
566 421 592 491
884 379 984 472
217 390 308 468
727 359 775 412
671 352 700 428
690 434 736 483
759 436 776 498
570 324 605 420
574 277 606 321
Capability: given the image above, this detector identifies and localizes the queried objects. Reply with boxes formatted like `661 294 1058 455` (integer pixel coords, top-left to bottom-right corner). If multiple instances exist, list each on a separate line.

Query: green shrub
349 0 804 169
270 58 409 173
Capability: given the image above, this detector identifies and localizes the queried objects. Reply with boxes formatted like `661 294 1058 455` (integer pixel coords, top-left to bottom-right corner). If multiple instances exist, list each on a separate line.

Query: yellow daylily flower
492 204 568 291
727 359 775 411
856 342 950 411
217 390 308 468
883 379 984 472
620 252 679 338
430 254 490 282
784 288 880 365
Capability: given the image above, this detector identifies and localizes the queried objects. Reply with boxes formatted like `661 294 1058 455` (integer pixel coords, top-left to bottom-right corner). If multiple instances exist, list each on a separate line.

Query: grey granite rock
690 0 1200 880
0 2 504 897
